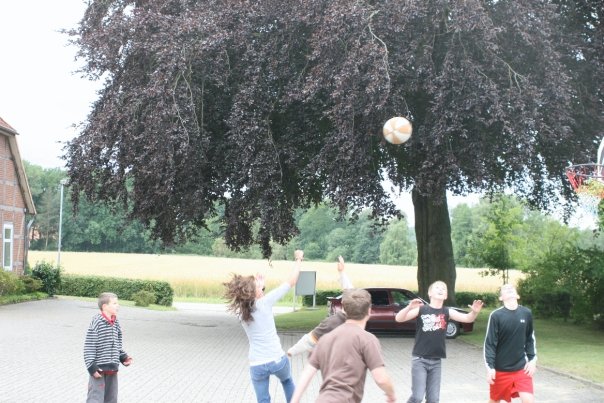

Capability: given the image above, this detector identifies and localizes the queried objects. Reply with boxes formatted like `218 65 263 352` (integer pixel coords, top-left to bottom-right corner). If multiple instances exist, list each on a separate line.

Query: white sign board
295 271 316 296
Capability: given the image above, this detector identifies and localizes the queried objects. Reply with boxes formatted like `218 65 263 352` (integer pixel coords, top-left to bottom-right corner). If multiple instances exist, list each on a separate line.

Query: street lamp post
57 178 69 267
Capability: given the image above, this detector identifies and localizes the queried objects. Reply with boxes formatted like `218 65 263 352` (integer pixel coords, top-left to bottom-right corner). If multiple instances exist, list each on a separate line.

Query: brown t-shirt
308 322 385 403
312 311 347 340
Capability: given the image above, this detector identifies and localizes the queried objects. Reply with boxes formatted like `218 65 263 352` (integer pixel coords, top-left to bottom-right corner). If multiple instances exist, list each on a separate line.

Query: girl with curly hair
224 250 304 403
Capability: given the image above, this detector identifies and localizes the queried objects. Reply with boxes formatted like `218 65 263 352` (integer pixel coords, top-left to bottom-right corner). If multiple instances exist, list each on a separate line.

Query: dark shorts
490 369 533 402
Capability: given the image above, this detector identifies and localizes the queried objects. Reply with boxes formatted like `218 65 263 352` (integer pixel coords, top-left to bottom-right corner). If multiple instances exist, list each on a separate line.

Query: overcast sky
0 1 98 169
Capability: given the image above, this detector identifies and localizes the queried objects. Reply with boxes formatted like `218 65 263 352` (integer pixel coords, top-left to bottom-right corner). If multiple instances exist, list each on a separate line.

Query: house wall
0 135 27 275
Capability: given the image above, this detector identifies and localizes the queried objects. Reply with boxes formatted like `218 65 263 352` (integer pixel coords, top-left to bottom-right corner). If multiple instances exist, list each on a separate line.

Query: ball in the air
383 117 412 144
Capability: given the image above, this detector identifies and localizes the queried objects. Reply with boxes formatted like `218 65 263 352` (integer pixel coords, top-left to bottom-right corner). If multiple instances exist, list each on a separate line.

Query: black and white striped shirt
84 313 128 375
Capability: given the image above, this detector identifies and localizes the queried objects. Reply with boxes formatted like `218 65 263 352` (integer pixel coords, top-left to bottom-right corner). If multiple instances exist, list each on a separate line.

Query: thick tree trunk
412 186 457 305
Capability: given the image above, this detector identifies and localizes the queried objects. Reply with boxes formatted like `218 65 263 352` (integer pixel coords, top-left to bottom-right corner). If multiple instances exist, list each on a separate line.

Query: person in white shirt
224 250 303 403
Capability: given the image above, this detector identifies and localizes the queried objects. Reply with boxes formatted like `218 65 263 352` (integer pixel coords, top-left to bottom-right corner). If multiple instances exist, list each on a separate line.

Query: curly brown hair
223 274 257 323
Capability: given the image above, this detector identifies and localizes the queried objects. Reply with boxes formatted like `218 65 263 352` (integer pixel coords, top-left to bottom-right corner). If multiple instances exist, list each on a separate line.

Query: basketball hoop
565 163 604 215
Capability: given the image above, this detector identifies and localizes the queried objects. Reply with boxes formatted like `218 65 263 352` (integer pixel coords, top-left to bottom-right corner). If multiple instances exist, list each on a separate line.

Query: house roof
0 116 37 215
0 116 17 133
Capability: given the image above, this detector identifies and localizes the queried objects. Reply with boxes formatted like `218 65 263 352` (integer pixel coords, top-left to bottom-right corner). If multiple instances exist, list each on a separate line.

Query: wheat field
29 251 521 298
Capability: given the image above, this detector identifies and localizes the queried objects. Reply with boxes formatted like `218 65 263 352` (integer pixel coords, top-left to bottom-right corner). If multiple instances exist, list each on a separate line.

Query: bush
520 246 604 323
21 275 43 293
516 285 572 319
58 275 173 306
132 290 156 307
0 271 24 296
31 262 61 296
0 292 47 304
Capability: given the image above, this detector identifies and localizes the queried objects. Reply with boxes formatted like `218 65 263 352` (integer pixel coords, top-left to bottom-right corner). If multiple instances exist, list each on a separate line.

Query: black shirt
484 305 536 371
411 305 450 359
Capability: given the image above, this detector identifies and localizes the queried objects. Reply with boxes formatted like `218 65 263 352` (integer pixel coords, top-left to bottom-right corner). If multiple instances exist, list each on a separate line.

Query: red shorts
490 369 534 402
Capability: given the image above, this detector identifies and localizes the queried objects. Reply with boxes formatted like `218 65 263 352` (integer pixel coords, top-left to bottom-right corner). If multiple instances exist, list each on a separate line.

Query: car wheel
446 321 460 339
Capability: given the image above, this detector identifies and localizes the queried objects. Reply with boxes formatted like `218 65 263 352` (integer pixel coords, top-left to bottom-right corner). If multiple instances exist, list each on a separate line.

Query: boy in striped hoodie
84 292 133 403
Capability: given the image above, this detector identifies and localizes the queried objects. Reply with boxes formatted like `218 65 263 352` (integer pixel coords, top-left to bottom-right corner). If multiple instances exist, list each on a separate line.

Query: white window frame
3 223 14 271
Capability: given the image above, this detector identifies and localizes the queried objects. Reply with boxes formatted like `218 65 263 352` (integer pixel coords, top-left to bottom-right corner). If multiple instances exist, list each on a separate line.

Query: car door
390 289 418 331
366 289 392 330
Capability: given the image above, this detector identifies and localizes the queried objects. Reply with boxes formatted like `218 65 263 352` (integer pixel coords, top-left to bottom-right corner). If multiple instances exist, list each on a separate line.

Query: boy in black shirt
396 281 484 403
484 284 536 403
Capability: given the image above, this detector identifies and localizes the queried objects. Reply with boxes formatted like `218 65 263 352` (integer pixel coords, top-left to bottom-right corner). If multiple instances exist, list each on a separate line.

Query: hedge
58 274 174 306
455 291 499 308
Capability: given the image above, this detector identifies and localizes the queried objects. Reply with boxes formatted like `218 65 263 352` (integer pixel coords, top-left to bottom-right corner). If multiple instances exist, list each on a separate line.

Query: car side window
391 290 411 307
370 290 390 306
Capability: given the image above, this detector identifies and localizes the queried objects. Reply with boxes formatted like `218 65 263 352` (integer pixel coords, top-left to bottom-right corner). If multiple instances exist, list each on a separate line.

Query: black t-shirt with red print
411 305 450 359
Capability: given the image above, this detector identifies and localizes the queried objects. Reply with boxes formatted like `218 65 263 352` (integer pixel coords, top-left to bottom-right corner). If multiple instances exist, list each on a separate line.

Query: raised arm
337 255 354 290
287 249 304 287
395 298 423 323
448 300 484 323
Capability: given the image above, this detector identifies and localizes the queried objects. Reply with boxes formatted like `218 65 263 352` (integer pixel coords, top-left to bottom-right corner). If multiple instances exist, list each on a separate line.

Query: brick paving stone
1 298 602 403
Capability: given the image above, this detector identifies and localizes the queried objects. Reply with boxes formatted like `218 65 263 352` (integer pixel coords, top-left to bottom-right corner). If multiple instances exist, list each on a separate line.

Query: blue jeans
250 355 295 403
407 356 442 403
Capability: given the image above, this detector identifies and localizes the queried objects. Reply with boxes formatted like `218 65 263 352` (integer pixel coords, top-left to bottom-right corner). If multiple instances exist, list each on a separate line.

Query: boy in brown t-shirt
291 289 396 403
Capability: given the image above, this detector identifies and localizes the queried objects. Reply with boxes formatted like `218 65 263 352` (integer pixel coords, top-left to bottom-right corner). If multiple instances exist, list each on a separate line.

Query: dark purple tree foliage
65 0 602 300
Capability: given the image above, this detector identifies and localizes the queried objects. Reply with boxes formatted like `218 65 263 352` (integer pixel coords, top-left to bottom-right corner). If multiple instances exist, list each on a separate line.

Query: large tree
66 0 602 301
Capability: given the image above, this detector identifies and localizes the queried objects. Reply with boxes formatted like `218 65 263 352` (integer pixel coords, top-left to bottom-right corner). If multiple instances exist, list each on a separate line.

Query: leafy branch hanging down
65 0 603 259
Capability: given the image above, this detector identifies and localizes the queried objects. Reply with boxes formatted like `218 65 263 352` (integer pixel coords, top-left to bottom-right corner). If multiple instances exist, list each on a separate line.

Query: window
369 290 390 306
3 223 13 271
391 290 413 307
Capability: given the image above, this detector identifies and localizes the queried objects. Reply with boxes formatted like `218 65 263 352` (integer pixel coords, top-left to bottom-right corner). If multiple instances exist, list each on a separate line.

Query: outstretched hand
255 273 266 290
294 250 304 262
469 300 485 314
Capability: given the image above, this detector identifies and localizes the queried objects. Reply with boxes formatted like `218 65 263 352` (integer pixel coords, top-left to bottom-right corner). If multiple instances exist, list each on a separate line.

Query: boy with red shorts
484 284 537 403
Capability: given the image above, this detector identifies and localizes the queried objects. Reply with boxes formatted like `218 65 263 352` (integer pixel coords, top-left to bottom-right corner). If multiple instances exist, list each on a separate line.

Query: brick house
0 116 36 275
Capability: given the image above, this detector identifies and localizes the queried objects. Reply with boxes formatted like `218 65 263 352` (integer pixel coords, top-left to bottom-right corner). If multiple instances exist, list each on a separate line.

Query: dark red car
327 287 474 338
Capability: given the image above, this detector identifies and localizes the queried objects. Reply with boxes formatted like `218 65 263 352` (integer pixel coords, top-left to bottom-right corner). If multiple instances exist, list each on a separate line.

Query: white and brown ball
383 117 412 145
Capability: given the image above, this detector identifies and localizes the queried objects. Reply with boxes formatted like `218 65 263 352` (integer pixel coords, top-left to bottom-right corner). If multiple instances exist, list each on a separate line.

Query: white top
241 282 290 365
340 272 353 290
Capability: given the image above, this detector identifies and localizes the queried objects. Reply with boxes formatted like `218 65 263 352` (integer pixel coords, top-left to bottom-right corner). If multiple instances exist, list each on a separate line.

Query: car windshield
369 290 390 306
391 290 414 307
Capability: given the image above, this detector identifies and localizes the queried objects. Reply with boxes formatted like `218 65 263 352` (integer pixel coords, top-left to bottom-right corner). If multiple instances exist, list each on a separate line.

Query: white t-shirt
241 282 290 365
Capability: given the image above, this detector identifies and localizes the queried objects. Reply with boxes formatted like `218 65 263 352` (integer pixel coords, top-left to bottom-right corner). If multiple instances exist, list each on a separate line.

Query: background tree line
28 161 604 268
28 161 604 324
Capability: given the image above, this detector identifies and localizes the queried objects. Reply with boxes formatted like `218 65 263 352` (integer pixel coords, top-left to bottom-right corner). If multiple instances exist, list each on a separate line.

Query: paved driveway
1 298 602 402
